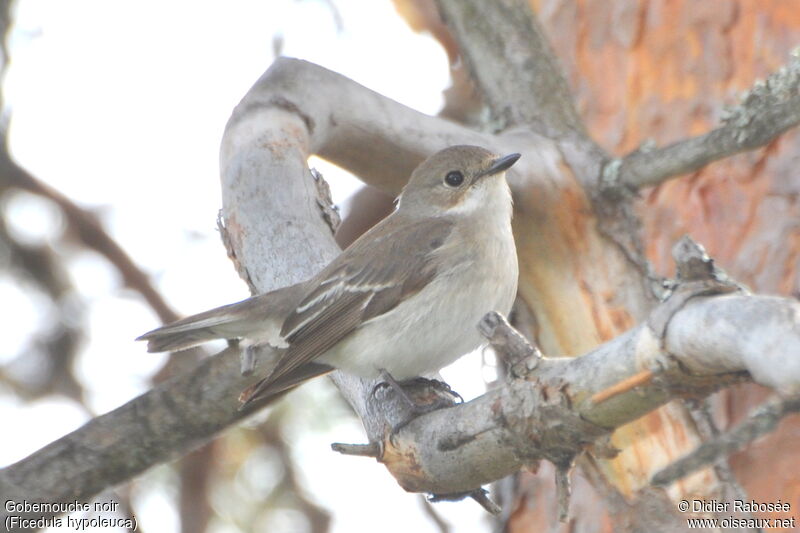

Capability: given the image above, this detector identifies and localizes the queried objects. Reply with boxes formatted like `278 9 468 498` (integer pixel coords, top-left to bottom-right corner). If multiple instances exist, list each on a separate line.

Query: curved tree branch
236 58 494 197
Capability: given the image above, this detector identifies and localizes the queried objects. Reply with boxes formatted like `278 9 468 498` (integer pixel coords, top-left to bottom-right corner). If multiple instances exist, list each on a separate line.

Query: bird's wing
268 215 456 384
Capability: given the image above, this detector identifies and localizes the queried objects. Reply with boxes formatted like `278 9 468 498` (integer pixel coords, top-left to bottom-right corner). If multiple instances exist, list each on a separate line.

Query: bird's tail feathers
137 292 275 353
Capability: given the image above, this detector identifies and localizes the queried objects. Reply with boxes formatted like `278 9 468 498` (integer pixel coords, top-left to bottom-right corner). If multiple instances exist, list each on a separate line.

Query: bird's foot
412 377 464 404
393 376 463 407
372 371 462 432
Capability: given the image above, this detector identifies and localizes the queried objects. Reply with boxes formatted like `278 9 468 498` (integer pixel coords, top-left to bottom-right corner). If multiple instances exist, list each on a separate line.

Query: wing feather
264 216 455 385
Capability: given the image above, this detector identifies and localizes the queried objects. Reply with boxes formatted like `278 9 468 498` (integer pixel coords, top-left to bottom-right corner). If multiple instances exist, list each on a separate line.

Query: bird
137 145 520 407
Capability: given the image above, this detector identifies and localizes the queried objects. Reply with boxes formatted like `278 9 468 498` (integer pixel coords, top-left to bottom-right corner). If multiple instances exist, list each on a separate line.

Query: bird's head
397 145 520 217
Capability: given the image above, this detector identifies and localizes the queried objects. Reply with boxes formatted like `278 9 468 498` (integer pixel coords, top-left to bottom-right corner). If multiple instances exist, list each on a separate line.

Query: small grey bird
138 145 520 405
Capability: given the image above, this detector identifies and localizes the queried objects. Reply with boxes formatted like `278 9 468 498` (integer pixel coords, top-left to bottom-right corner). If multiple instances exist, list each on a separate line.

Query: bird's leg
240 342 258 376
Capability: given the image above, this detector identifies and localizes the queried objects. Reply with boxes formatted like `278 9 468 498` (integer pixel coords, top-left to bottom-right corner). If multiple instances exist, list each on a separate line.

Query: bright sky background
1 1 498 531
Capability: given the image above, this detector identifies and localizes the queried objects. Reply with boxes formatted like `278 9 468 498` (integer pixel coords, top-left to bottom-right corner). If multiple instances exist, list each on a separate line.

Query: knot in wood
498 379 608 467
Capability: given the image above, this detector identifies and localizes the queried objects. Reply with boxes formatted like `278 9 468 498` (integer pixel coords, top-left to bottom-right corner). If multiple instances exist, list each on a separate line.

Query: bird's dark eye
444 170 464 187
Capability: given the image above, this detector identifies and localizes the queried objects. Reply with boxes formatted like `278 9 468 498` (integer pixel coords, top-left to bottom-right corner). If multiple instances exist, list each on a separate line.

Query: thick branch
368 292 798 495
615 52 800 190
0 346 274 525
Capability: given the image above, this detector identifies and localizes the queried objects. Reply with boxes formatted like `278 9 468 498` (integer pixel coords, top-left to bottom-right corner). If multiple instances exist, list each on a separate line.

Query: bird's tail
137 284 302 353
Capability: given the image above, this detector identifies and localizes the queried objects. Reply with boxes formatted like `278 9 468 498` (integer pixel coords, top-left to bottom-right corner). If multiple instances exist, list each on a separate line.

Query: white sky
1 1 496 532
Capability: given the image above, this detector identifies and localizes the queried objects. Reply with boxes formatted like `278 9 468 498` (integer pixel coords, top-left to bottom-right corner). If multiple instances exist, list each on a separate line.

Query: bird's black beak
474 153 521 182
